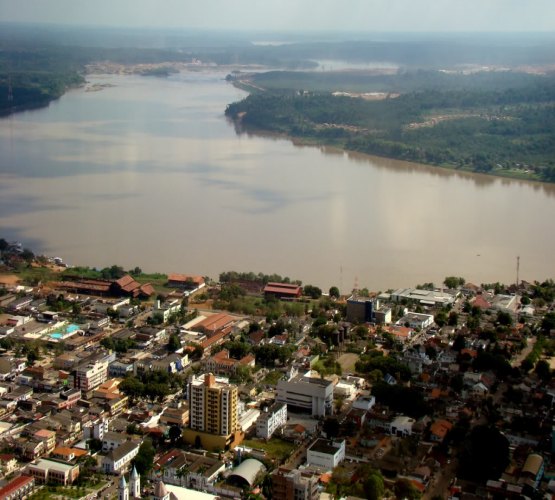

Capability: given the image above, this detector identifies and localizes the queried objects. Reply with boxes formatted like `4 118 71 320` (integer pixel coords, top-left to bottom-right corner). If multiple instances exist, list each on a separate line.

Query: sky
1 0 554 32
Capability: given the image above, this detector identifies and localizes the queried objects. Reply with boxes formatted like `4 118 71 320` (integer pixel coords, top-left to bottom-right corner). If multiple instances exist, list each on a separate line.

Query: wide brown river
1 70 554 291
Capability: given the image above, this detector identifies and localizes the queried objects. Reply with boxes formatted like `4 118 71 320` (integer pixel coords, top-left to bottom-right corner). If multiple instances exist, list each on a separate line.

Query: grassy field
337 353 360 373
242 438 296 462
28 480 108 500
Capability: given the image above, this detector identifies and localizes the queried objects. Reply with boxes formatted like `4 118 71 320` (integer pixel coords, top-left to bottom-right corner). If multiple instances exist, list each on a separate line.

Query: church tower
130 465 141 498
153 480 170 500
118 475 129 500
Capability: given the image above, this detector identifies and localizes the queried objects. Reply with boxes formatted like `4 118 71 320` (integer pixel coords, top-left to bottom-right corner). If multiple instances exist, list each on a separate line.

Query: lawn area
337 353 360 374
28 480 108 500
11 265 59 285
242 438 296 462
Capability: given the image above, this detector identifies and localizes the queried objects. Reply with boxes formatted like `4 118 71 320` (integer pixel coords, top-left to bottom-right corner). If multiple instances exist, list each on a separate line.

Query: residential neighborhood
1 241 555 500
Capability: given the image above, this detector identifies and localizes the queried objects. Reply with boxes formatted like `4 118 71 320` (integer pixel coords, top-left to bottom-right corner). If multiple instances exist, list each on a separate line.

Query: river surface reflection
1 70 554 290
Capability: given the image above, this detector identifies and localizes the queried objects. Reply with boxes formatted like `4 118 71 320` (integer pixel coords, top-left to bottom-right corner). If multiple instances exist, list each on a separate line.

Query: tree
541 312 555 333
535 359 551 381
452 334 466 352
444 276 465 289
119 376 145 403
448 311 458 326
329 286 340 299
323 417 340 438
132 439 156 475
363 471 385 500
168 333 181 353
459 425 510 481
496 310 513 327
87 438 102 453
304 285 322 299
434 310 447 327
168 425 182 444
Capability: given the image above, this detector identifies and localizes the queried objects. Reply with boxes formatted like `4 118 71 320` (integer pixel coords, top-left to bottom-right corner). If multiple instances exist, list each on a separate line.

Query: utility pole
516 256 520 287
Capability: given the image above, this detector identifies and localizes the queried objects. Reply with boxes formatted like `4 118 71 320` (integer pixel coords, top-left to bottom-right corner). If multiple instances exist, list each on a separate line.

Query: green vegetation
225 72 555 182
242 438 295 462
28 479 107 500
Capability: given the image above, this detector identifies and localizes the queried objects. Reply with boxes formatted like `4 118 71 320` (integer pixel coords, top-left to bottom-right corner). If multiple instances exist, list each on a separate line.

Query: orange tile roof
168 274 204 285
430 419 453 439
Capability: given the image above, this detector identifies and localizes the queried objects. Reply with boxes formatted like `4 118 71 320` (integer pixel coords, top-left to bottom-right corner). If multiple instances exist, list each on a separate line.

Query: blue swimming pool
48 323 80 340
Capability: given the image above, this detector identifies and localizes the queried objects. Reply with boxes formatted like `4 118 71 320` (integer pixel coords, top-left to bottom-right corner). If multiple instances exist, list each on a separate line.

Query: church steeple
153 480 170 500
130 465 141 498
118 475 129 500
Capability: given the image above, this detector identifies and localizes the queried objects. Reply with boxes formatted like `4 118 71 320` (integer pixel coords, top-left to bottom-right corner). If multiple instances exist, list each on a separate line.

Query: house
0 475 35 499
160 403 189 427
33 429 56 454
153 299 181 323
151 449 225 490
27 458 79 485
102 440 141 474
263 283 302 300
396 312 434 330
202 350 255 377
389 416 415 436
111 275 154 298
0 454 18 476
51 447 88 462
102 431 128 452
306 439 345 470
167 274 205 292
429 419 453 442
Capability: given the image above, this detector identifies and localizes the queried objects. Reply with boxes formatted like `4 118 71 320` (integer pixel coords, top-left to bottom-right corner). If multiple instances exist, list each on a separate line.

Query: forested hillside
225 73 555 182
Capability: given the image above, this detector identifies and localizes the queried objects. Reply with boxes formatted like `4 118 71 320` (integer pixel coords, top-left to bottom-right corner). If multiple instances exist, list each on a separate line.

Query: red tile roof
263 282 301 296
195 313 235 334
168 274 204 285
0 475 34 498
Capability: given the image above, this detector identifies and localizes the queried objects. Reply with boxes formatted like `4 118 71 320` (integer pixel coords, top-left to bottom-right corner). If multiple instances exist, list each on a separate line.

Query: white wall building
276 373 333 416
389 416 415 437
396 312 435 330
352 395 375 411
306 439 345 470
256 402 287 439
102 441 141 474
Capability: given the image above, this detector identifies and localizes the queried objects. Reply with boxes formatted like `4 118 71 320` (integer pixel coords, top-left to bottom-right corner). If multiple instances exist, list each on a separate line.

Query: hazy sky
1 0 554 32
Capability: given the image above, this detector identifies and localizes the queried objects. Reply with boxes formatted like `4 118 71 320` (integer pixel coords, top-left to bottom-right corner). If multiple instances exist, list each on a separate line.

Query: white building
352 395 375 411
306 439 345 470
276 373 333 416
389 416 415 437
396 312 434 330
334 381 356 400
391 288 457 306
72 360 109 392
256 402 287 439
102 440 141 474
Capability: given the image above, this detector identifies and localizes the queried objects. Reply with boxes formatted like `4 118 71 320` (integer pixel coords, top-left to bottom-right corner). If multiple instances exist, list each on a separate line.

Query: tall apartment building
72 360 109 392
184 373 241 451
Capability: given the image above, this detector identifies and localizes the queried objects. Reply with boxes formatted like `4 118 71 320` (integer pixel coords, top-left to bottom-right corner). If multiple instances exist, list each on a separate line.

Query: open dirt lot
337 353 360 373
0 274 20 286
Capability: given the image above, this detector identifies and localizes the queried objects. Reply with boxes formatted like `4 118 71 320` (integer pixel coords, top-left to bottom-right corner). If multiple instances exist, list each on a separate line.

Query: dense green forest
225 72 555 182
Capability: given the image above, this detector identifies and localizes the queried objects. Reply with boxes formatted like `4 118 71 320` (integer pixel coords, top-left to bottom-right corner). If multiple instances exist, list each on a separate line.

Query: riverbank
226 79 555 184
